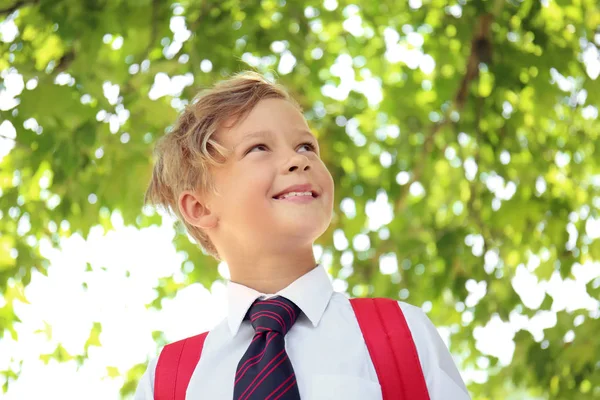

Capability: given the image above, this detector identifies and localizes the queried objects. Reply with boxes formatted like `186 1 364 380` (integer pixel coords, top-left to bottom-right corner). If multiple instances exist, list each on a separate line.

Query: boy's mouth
273 191 318 200
272 184 319 200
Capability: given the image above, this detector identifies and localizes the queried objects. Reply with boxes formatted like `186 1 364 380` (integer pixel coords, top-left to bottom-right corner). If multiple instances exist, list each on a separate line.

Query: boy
135 71 470 399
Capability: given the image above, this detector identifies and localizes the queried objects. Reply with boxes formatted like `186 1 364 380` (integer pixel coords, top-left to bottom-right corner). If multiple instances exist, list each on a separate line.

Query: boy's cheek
325 169 335 193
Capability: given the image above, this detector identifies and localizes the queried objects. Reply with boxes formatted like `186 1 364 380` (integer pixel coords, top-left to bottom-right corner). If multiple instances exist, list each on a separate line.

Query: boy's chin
274 220 329 239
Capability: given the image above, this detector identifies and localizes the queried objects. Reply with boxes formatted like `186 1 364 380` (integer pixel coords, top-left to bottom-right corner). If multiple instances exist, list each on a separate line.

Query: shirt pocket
307 374 382 400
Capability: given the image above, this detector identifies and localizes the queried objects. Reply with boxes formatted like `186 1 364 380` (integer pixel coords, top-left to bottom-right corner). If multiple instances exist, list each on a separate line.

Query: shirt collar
226 264 334 336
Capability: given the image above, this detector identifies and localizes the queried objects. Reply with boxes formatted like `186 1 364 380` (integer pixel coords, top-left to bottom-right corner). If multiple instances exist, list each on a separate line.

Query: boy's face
207 98 334 252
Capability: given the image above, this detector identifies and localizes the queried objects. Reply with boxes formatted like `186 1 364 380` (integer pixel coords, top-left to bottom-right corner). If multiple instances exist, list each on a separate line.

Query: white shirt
135 265 470 399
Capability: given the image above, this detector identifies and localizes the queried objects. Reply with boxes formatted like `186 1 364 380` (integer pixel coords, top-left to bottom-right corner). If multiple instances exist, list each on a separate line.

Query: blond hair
144 71 300 260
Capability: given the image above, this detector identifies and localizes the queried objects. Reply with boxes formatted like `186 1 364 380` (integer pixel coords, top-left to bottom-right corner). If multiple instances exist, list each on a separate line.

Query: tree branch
455 13 494 110
188 1 212 33
0 133 16 141
141 0 160 61
0 132 31 152
394 3 506 214
0 0 39 16
54 50 76 73
467 96 490 255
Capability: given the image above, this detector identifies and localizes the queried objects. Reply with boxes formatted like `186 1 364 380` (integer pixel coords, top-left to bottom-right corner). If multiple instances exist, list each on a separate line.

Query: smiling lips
277 192 315 204
273 183 319 200
277 191 313 200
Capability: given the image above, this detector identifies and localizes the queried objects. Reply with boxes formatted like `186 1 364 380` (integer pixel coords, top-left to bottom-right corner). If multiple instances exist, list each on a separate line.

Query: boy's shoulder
396 300 430 320
333 292 429 317
328 292 433 331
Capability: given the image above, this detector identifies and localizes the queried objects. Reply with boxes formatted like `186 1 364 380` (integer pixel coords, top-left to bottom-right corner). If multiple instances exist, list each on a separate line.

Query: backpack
154 298 430 400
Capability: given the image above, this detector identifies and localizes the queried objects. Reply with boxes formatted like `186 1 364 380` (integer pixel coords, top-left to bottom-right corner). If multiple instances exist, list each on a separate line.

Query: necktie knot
246 295 300 335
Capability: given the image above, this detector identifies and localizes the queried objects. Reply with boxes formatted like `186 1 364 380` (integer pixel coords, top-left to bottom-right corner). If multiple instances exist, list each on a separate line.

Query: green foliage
1 0 599 398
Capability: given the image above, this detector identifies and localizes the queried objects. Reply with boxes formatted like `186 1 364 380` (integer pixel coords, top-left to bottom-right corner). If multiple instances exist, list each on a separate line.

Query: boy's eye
247 144 269 153
246 142 318 154
299 142 317 152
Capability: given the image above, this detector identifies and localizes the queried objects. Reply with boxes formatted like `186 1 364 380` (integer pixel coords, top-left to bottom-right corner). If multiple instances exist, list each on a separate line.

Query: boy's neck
226 250 317 294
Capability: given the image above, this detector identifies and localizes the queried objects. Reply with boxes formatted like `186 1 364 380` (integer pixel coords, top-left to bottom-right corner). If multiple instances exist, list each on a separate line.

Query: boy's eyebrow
232 130 272 152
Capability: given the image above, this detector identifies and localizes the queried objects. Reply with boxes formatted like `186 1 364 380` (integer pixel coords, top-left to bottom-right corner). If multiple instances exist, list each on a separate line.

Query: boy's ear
178 190 218 229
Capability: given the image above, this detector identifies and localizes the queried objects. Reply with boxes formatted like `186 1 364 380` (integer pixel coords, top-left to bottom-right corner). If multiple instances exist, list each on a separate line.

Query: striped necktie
233 295 301 400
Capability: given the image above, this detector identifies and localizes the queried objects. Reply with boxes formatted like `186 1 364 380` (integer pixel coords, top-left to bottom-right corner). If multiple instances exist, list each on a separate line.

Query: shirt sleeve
133 355 158 400
397 301 471 400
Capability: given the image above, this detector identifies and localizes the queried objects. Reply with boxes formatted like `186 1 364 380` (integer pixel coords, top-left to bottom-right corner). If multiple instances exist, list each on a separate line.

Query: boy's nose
288 164 310 172
284 153 311 173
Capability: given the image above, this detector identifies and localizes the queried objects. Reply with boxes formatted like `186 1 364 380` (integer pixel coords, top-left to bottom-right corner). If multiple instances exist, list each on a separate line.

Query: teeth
278 191 313 199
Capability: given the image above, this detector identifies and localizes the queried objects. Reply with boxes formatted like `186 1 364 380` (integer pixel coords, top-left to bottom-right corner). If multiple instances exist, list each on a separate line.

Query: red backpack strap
154 331 209 400
350 298 430 400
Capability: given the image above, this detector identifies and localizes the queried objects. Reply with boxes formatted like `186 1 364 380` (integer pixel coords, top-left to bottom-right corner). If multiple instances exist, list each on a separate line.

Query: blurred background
1 0 599 398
